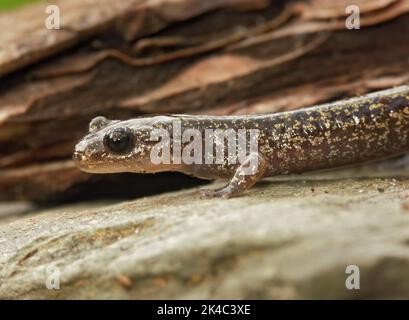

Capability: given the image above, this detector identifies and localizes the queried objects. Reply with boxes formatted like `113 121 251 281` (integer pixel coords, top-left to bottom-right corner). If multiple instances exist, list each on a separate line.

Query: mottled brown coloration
74 86 409 198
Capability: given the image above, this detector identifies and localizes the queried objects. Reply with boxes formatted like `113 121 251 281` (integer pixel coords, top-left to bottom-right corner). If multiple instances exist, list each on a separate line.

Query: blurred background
1 0 409 205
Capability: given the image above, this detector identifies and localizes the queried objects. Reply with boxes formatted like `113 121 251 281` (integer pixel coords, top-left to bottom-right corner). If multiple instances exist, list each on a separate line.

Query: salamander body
73 86 409 198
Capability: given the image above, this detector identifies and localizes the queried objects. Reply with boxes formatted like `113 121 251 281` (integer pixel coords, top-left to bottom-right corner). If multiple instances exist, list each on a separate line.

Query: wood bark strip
0 0 266 76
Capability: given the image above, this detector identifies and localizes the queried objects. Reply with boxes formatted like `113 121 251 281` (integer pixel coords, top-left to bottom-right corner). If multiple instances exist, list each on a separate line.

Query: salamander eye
104 127 133 154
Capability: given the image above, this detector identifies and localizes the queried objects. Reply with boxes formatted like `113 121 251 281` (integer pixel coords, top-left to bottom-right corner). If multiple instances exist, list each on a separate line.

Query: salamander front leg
200 153 267 199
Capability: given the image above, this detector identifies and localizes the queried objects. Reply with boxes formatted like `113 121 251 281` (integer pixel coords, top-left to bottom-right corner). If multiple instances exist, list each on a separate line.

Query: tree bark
1 0 409 201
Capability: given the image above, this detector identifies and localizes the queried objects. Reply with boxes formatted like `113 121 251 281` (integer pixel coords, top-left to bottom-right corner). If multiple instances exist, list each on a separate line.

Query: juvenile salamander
74 85 409 198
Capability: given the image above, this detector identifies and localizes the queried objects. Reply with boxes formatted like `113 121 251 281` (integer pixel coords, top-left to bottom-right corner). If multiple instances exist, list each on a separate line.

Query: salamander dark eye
104 127 133 154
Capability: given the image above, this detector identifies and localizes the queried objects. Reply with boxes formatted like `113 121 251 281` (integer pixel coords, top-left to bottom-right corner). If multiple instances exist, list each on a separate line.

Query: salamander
73 85 409 198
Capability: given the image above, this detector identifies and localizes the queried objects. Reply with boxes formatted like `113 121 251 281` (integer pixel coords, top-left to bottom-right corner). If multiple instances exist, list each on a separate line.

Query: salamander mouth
72 148 135 174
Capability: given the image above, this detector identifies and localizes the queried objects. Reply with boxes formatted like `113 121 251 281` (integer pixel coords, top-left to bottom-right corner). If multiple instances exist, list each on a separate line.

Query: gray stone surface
1 172 409 299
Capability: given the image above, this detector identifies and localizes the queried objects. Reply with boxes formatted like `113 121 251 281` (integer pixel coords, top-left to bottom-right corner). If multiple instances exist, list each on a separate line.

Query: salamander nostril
73 140 88 163
72 150 81 163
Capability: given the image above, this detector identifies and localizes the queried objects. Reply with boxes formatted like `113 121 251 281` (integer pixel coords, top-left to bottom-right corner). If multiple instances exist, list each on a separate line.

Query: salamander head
73 116 175 174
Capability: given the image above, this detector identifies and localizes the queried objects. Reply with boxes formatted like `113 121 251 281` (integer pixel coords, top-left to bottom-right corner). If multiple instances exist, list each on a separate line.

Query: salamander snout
72 138 97 172
72 147 85 166
72 128 139 174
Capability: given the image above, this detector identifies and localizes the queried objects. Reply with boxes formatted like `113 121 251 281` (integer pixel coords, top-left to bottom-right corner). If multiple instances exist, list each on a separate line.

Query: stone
1 170 409 299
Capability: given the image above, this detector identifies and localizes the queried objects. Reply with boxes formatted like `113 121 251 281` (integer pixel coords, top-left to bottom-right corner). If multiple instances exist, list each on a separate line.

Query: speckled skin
74 86 409 198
